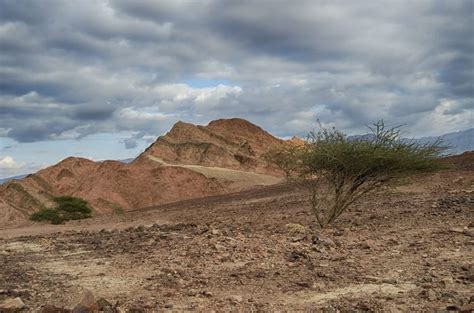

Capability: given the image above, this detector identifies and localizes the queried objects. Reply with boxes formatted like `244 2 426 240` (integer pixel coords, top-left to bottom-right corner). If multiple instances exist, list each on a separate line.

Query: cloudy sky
0 0 473 178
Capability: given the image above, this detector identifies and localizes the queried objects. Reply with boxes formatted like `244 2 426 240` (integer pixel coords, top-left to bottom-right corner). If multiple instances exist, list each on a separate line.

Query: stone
0 297 26 312
459 303 474 313
39 305 71 313
186 289 198 296
96 298 112 311
202 290 213 297
128 305 146 313
364 239 376 249
228 295 243 303
71 305 90 313
77 290 98 312
312 236 336 248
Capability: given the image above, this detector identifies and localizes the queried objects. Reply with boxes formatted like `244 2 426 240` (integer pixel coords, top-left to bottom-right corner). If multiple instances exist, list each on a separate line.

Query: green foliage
269 120 447 228
264 145 302 179
30 196 92 224
112 204 124 215
30 208 62 225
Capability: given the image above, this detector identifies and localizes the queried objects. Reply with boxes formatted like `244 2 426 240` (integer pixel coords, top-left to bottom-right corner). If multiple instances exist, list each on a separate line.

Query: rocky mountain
0 119 286 227
139 118 285 174
417 128 473 155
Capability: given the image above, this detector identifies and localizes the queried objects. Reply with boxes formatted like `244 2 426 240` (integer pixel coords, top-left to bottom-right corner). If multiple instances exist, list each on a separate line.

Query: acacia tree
271 121 446 228
264 145 302 180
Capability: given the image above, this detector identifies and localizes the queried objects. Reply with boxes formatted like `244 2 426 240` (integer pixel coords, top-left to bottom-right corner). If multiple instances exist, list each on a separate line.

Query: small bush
30 196 92 224
30 208 62 225
112 204 124 215
286 223 307 235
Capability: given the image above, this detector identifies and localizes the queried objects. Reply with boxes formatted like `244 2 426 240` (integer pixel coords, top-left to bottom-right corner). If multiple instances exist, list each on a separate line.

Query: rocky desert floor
0 167 473 312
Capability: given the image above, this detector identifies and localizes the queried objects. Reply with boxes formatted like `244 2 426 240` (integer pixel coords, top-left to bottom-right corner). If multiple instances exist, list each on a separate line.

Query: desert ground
0 154 473 312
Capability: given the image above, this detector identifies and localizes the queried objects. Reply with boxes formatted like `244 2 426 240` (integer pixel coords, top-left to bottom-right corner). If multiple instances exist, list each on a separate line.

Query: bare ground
0 169 473 312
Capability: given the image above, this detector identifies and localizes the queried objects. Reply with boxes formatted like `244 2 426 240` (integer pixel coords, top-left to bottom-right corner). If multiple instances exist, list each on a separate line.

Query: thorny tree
271 121 446 228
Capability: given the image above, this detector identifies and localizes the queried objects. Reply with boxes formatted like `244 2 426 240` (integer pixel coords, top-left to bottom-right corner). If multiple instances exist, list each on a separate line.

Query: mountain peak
139 117 285 174
207 117 261 129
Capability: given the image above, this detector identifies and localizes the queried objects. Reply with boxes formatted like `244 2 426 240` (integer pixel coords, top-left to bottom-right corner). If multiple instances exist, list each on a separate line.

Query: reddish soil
1 162 472 312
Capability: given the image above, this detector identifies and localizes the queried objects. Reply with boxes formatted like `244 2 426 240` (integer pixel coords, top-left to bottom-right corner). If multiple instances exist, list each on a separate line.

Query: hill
0 118 286 227
138 118 285 175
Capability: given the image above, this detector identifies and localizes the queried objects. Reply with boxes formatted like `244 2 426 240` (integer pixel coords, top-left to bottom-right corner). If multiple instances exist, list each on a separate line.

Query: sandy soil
146 155 282 189
0 169 473 312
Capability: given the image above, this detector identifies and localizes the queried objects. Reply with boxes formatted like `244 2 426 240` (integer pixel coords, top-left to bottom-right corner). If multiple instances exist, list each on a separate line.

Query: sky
0 0 473 178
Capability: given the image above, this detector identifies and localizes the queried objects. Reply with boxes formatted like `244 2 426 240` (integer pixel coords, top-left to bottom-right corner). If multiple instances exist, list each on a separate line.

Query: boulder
0 297 26 312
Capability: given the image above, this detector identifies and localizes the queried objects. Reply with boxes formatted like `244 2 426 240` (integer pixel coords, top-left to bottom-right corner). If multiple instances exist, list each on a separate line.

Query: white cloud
117 107 173 121
0 156 28 178
0 156 21 169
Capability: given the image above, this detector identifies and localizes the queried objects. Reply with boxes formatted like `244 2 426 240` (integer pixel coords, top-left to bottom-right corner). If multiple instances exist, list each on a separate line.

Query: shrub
264 145 302 179
286 223 307 235
269 120 447 228
30 208 62 225
30 196 92 224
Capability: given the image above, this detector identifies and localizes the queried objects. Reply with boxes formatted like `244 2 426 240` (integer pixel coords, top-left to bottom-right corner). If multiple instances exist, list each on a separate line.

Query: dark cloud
0 0 472 145
123 138 137 149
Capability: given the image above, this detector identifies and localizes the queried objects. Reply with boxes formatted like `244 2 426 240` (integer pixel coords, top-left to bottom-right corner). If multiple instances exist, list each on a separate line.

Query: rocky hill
138 118 285 174
0 119 286 227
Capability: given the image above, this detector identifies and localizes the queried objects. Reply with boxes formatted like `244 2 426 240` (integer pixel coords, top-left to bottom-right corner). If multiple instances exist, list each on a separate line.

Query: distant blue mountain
350 128 473 155
118 158 135 164
0 174 28 184
417 128 473 155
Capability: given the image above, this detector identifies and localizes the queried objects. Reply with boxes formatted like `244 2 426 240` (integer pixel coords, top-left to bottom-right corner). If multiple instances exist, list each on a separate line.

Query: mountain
350 128 473 155
0 118 286 227
138 118 285 175
417 128 473 155
0 174 28 185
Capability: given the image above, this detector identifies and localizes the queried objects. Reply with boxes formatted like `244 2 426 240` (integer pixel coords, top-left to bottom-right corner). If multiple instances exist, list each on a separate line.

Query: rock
72 290 98 313
420 289 438 301
291 233 306 242
446 304 460 311
39 305 71 313
359 239 375 249
71 305 90 313
202 290 213 297
459 303 474 313
96 298 112 311
79 290 97 310
228 295 243 303
0 297 26 312
38 305 72 313
312 236 335 248
128 306 146 313
287 250 307 262
450 228 474 237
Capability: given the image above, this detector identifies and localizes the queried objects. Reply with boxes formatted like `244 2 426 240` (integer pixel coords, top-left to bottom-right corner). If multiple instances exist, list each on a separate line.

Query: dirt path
146 155 282 188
